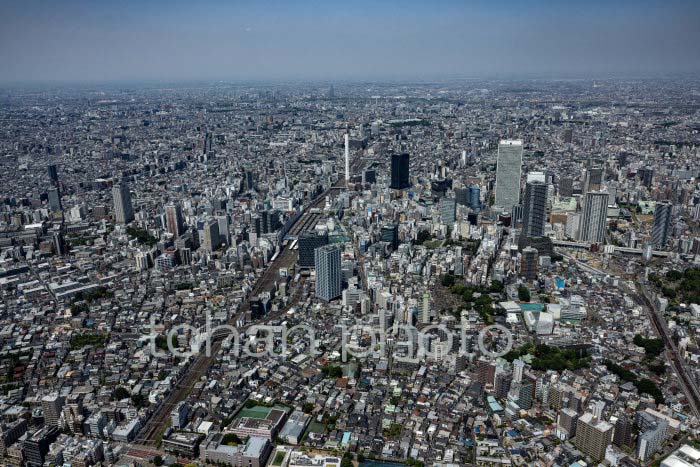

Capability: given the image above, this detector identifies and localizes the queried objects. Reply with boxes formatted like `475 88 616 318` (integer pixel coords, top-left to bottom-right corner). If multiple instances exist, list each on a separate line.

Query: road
134 152 365 445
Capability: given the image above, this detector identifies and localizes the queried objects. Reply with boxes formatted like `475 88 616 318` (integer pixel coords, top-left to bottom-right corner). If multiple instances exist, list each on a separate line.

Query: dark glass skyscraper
390 153 410 189
522 181 548 237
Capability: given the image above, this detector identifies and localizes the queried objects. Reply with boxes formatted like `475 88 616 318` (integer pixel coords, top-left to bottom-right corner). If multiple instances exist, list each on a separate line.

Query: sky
1 0 699 84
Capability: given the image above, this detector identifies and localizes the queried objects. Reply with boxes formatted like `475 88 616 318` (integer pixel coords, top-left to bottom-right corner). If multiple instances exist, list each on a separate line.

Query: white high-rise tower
344 133 350 183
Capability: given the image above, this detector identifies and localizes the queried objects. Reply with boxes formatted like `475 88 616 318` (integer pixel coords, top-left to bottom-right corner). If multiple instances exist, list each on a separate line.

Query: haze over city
1 0 700 83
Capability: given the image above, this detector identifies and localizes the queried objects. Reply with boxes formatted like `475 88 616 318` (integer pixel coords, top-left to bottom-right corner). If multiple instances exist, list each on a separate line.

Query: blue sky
1 0 699 83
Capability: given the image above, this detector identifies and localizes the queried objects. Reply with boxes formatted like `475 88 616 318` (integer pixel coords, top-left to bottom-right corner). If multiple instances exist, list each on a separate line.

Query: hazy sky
1 0 699 83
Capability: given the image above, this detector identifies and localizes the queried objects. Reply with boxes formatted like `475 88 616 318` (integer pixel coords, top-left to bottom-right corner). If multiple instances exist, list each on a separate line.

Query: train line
135 154 365 445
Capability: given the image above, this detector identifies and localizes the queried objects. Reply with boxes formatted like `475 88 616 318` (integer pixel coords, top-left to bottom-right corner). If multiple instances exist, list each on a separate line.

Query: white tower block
344 134 350 182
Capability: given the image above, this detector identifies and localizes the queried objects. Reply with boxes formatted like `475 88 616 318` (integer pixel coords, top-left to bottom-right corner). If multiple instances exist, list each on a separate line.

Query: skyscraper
48 187 62 212
495 140 523 213
584 167 604 193
578 191 609 244
47 164 59 184
299 231 329 268
165 203 185 237
440 198 456 225
203 219 220 252
315 244 342 302
522 181 548 237
390 153 410 190
469 185 481 213
652 202 673 249
112 180 134 224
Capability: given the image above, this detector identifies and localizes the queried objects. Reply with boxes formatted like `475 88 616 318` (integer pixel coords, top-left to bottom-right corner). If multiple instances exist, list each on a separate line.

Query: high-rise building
380 224 399 250
53 232 68 255
638 421 668 462
421 293 431 324
584 167 604 193
557 408 579 440
641 166 655 188
299 231 328 268
477 359 496 386
390 153 410 190
315 244 342 302
112 180 134 224
558 177 573 198
48 164 59 184
575 413 614 461
652 202 673 249
41 394 64 428
203 219 221 252
495 140 523 213
165 203 185 237
613 416 633 448
455 188 469 206
578 191 609 244
24 426 60 467
440 198 456 225
48 187 62 212
469 185 481 212
521 247 539 281
522 181 548 237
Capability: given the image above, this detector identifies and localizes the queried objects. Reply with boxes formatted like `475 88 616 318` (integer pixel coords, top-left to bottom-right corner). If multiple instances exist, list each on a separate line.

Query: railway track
135 164 362 445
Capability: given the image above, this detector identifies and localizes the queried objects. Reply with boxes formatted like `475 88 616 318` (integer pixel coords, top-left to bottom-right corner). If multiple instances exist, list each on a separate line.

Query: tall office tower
421 292 431 324
455 188 469 206
575 413 614 461
584 167 604 193
217 215 231 246
613 416 633 448
578 191 609 243
390 153 410 189
47 187 62 212
47 164 59 184
652 202 673 248
112 180 134 224
24 426 60 467
315 244 342 302
494 140 523 213
521 247 539 281
559 177 574 197
469 185 481 212
202 219 220 252
299 231 329 268
440 198 456 224
642 166 654 188
344 133 350 182
522 181 548 237
165 203 184 237
558 408 579 440
41 394 64 427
